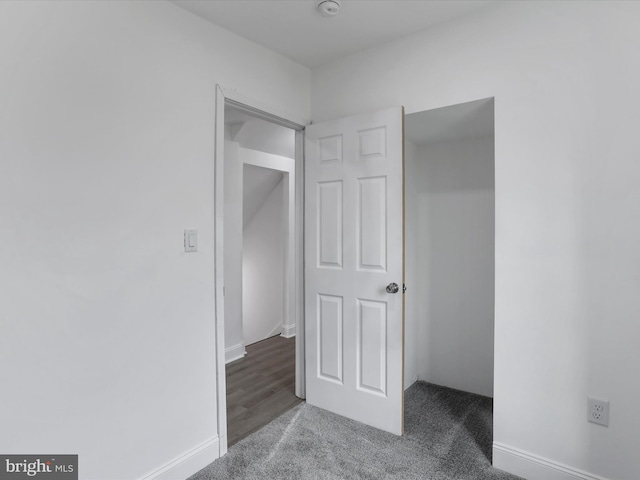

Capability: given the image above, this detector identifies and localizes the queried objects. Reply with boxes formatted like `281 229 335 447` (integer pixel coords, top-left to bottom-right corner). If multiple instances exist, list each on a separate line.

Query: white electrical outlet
587 397 609 427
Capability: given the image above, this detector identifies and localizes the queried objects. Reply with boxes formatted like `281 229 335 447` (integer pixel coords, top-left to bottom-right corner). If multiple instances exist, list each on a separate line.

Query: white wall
415 136 495 398
403 140 419 391
312 2 640 479
243 176 285 346
224 140 245 363
0 1 309 479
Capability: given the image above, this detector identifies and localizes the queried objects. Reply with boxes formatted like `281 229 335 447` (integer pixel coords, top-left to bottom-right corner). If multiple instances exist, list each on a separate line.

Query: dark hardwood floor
226 335 302 447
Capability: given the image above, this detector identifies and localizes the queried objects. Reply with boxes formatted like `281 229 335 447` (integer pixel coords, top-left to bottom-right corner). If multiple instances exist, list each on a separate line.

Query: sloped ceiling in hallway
243 164 283 230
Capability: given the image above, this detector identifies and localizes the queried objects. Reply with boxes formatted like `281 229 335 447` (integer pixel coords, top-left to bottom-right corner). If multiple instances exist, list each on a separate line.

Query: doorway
222 106 296 362
224 108 298 446
215 88 305 453
404 98 496 398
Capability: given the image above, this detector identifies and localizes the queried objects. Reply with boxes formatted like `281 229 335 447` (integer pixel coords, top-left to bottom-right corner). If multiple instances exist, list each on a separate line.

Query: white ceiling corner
170 0 502 68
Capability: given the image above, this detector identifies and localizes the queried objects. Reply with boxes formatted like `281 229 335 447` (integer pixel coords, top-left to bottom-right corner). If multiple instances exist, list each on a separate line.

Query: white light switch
184 229 197 253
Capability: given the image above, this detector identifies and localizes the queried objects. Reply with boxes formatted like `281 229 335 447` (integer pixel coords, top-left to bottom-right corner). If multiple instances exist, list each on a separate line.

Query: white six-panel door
304 107 404 435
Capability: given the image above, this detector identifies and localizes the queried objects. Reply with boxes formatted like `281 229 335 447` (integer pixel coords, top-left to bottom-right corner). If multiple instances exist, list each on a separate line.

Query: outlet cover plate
587 397 609 427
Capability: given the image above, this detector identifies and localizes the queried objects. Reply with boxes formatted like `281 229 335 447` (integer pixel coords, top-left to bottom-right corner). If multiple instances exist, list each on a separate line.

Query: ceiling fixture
317 0 341 18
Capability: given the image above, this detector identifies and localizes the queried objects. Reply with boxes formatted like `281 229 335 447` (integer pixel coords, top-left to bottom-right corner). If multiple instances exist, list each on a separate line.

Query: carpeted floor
189 382 523 480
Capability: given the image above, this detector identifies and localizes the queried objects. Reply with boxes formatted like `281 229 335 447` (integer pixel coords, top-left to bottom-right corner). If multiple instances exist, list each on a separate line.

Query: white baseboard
493 442 609 480
225 342 246 364
141 436 220 480
281 323 296 338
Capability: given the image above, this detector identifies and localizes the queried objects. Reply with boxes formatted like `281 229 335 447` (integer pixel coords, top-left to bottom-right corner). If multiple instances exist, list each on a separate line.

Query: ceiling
243 164 283 229
170 0 501 68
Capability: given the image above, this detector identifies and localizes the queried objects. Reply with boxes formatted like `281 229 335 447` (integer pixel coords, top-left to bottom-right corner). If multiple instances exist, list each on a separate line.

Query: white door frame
214 85 306 456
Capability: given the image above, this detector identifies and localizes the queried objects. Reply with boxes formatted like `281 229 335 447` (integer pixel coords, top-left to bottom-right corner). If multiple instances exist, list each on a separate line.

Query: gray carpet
189 382 523 480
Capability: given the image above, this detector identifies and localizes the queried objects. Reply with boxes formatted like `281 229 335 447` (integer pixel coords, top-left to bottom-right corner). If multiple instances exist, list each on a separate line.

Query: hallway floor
225 335 301 446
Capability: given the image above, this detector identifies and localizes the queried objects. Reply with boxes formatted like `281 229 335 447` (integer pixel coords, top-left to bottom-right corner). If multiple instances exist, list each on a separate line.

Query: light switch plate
184 229 197 253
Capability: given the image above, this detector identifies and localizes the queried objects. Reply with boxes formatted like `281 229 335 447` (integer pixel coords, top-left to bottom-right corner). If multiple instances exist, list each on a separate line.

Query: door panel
357 298 387 395
305 107 404 435
318 181 343 268
358 176 387 271
318 293 343 384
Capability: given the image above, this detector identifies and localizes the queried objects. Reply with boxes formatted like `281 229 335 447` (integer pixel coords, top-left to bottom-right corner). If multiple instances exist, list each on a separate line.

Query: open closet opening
404 98 496 399
223 104 302 447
